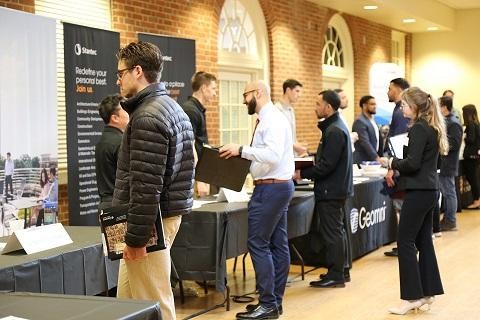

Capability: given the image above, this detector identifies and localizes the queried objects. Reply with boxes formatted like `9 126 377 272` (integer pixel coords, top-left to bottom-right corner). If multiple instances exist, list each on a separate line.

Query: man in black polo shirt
95 94 129 212
182 71 217 197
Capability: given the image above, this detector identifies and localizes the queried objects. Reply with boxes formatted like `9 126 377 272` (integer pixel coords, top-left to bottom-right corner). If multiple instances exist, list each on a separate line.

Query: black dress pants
398 190 444 300
316 199 346 281
463 159 479 200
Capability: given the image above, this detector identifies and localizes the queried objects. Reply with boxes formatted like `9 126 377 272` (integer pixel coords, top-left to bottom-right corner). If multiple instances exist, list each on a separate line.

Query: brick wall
345 14 392 118
111 0 222 143
0 0 33 13
260 0 332 150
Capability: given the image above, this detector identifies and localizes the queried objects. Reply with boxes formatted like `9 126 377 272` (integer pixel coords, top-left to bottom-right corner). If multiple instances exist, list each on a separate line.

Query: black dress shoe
320 271 351 282
246 303 283 315
384 247 398 257
310 278 345 288
236 305 279 319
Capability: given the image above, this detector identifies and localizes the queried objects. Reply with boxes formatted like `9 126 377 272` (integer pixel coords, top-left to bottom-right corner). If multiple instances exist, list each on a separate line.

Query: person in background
295 90 353 288
275 79 308 157
3 152 14 199
384 77 410 257
35 167 58 226
462 104 480 209
220 80 294 320
442 89 462 124
95 94 129 213
112 41 194 320
30 168 50 226
182 71 217 197
439 96 462 231
334 88 358 147
352 95 383 164
384 87 446 315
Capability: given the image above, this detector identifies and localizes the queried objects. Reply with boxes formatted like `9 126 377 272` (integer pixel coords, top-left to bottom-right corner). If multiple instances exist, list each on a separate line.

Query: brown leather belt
254 179 290 185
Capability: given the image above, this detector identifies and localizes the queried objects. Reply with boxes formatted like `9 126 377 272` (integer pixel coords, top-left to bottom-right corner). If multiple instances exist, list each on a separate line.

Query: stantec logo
350 201 387 234
74 43 97 56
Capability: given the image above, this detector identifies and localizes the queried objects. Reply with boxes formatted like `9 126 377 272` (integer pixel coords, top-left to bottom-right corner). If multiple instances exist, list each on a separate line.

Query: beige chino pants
117 215 182 320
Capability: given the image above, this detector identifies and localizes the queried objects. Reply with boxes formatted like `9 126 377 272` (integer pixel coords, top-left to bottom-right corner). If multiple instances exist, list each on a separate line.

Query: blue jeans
439 175 457 224
247 180 294 308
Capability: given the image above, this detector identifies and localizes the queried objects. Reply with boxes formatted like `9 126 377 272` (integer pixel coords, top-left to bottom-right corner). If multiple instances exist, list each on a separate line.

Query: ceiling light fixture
427 26 439 31
402 18 416 23
363 5 378 10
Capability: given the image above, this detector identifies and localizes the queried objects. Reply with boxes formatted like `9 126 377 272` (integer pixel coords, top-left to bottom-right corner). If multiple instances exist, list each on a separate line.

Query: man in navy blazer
352 95 383 164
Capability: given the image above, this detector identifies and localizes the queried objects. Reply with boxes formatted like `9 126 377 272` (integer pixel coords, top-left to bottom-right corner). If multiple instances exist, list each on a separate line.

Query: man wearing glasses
220 81 294 320
112 41 195 320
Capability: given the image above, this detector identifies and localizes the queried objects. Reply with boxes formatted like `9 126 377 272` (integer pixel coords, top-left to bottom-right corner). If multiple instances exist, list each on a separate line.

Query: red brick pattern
1 0 410 224
0 0 34 13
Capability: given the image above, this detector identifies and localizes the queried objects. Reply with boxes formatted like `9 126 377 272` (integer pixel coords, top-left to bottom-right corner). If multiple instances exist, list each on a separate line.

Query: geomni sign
350 201 387 234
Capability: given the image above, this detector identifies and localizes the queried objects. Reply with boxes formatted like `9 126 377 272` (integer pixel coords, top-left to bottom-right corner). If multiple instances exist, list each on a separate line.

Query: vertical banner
138 33 195 103
64 23 119 226
0 8 57 234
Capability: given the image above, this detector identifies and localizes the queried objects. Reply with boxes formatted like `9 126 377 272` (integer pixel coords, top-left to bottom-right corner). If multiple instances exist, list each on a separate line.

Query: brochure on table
217 187 250 203
1 223 72 255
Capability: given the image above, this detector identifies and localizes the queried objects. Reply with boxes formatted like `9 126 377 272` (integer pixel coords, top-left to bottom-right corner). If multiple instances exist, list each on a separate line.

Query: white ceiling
436 0 480 9
311 0 480 33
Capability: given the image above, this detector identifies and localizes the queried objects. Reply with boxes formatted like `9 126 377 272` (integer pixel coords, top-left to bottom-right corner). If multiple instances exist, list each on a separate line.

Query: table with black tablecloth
292 177 396 266
0 292 160 320
171 191 315 293
0 226 118 295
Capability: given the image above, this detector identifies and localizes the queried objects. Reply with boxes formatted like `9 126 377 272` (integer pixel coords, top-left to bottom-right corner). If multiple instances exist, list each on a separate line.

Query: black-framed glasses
117 66 135 80
243 89 257 99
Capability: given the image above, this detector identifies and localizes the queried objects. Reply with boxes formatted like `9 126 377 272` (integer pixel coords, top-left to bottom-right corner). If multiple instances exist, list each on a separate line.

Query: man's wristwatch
238 146 243 156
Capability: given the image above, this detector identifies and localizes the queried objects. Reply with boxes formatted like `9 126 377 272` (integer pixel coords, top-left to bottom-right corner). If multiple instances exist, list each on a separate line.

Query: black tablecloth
0 292 160 320
291 177 396 266
171 191 315 292
0 226 118 295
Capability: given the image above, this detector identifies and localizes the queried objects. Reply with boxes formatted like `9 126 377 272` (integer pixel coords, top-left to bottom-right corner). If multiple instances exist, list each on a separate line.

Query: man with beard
294 90 353 288
386 78 410 139
220 80 294 320
352 95 383 164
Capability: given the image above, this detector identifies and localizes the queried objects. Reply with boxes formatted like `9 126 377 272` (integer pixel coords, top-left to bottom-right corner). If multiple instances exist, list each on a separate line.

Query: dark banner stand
64 23 119 226
138 33 195 104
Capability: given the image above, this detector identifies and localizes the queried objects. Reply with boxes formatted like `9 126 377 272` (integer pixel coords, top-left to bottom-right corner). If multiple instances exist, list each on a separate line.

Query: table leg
289 242 305 280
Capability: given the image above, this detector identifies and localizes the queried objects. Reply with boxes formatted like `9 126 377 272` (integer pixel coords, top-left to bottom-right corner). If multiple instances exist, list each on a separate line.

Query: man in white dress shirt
220 80 294 320
275 79 308 156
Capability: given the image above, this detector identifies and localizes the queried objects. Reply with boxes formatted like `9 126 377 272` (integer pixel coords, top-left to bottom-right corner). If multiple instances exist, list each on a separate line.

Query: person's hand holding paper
219 143 241 159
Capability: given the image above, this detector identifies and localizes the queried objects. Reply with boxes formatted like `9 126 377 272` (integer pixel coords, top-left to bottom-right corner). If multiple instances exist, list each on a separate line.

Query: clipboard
195 146 251 192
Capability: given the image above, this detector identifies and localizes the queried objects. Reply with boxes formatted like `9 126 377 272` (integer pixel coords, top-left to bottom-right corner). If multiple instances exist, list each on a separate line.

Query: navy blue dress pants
247 180 294 309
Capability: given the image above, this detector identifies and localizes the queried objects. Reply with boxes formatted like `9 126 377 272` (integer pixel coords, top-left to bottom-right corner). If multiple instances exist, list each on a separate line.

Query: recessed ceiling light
402 18 416 23
427 26 439 31
363 5 378 10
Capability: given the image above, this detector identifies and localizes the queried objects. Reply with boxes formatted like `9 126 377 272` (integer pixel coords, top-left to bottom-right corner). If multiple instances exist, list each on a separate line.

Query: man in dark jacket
439 96 462 231
95 94 129 213
352 95 383 164
296 90 353 288
182 71 217 197
384 77 410 257
112 41 195 320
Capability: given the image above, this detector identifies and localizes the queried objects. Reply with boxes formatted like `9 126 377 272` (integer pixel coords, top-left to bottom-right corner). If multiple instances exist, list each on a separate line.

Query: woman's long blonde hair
401 87 449 155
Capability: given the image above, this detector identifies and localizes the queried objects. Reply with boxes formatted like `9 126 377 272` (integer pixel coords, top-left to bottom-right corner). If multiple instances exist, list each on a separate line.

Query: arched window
322 14 354 126
323 26 344 68
218 0 258 56
217 0 268 146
